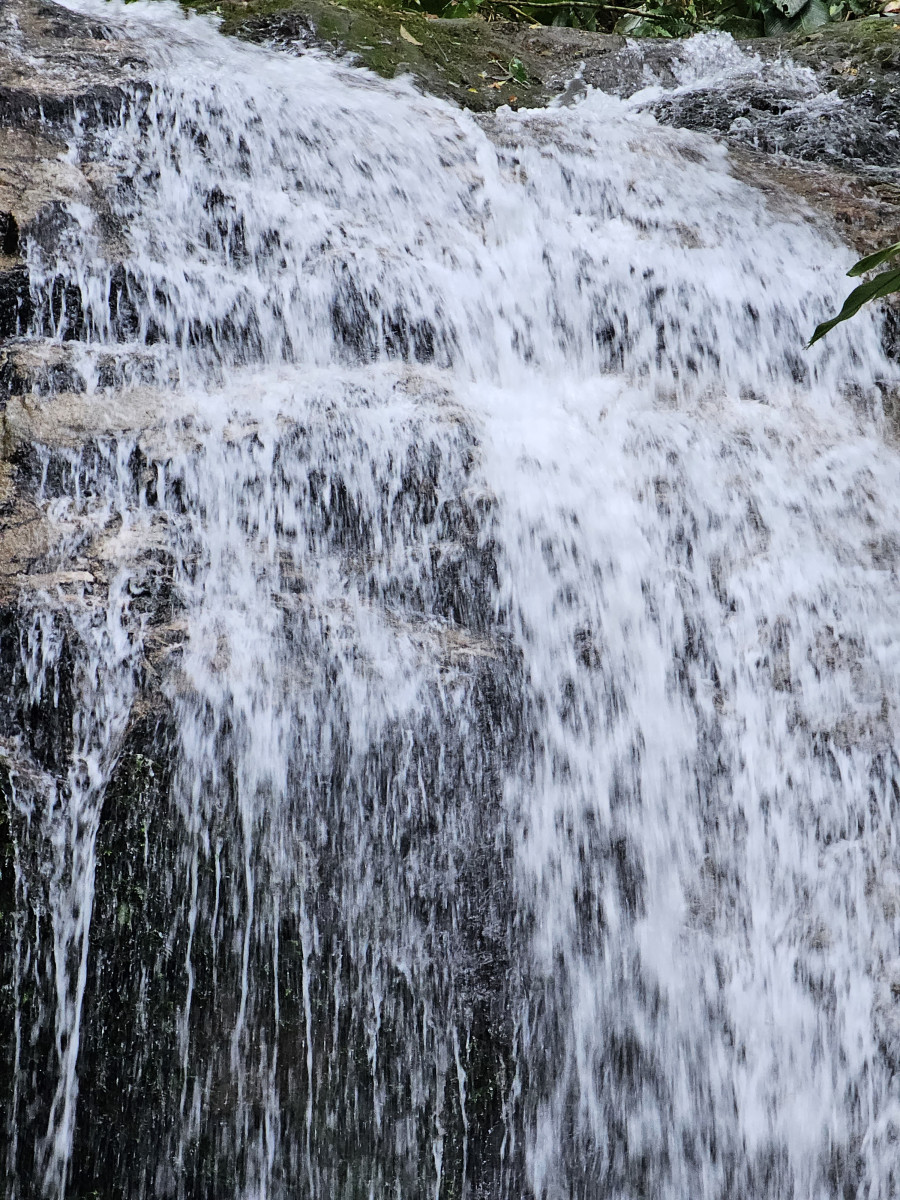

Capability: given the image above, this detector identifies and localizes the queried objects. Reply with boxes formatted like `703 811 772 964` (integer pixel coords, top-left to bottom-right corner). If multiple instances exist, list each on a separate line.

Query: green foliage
847 240 900 277
439 0 482 16
809 243 900 345
827 0 877 18
414 0 879 42
611 0 836 37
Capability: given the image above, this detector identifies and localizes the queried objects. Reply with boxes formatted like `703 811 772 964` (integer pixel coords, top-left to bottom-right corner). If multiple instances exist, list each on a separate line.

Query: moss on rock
174 0 636 110
785 13 900 92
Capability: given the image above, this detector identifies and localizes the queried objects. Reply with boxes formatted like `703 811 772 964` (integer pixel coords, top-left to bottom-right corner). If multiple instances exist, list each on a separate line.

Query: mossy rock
785 13 900 92
175 0 636 110
169 0 900 163
778 17 900 168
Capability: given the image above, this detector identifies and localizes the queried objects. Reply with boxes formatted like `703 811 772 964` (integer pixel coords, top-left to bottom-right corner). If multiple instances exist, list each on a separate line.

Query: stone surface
2 5 900 1193
198 0 900 267
644 19 900 174
1 0 899 732
214 0 632 111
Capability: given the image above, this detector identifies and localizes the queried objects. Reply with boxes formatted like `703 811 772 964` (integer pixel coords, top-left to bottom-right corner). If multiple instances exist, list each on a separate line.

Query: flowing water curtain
2 441 145 1199
3 2 900 1198
144 385 517 1197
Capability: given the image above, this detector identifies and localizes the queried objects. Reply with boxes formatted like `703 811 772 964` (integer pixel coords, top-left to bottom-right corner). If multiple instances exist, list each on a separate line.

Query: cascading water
3 3 900 1197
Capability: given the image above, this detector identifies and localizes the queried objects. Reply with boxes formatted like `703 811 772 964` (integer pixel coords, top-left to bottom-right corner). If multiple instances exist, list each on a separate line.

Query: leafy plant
827 0 876 18
440 0 483 16
429 0 878 40
613 0 835 37
501 56 529 83
809 242 900 345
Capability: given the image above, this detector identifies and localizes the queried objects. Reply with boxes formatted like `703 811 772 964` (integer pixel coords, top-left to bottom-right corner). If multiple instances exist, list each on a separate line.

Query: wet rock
178 0 900 154
0 81 141 128
0 267 31 344
729 153 900 254
4 3 900 1195
208 0 635 111
0 211 19 258
0 0 150 128
0 0 152 377
0 341 88 397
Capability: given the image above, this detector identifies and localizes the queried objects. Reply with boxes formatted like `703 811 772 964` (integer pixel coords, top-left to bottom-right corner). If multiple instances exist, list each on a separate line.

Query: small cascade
2 3 900 1198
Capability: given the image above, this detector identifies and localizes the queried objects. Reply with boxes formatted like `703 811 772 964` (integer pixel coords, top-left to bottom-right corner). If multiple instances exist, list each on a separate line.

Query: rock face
0 24 166 1190
0 11 525 1192
0 0 152 720
211 0 900 161
641 19 900 174
0 0 148 353
9 0 897 756
1 3 900 1197
212 0 900 276
4 0 895 437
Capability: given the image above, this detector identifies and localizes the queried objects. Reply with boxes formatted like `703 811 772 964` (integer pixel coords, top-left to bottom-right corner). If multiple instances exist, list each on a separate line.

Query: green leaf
808 267 900 346
508 57 528 84
848 240 900 278
613 13 645 31
798 0 830 30
442 0 480 15
776 0 807 21
711 14 765 33
762 6 795 34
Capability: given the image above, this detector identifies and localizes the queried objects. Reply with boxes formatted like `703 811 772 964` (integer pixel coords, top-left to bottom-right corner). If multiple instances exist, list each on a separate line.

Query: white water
5 3 900 1197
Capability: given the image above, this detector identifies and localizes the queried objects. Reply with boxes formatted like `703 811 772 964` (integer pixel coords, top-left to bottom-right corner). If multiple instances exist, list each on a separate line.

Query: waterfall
3 3 900 1197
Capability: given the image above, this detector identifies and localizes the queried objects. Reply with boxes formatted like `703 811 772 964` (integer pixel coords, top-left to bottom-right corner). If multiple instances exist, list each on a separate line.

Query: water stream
4 4 900 1197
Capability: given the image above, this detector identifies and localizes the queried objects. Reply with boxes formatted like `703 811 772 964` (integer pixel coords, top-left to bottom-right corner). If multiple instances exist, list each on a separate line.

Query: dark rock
1 3 900 1194
221 0 632 110
0 341 88 396
0 266 32 342
0 212 19 258
0 82 139 129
